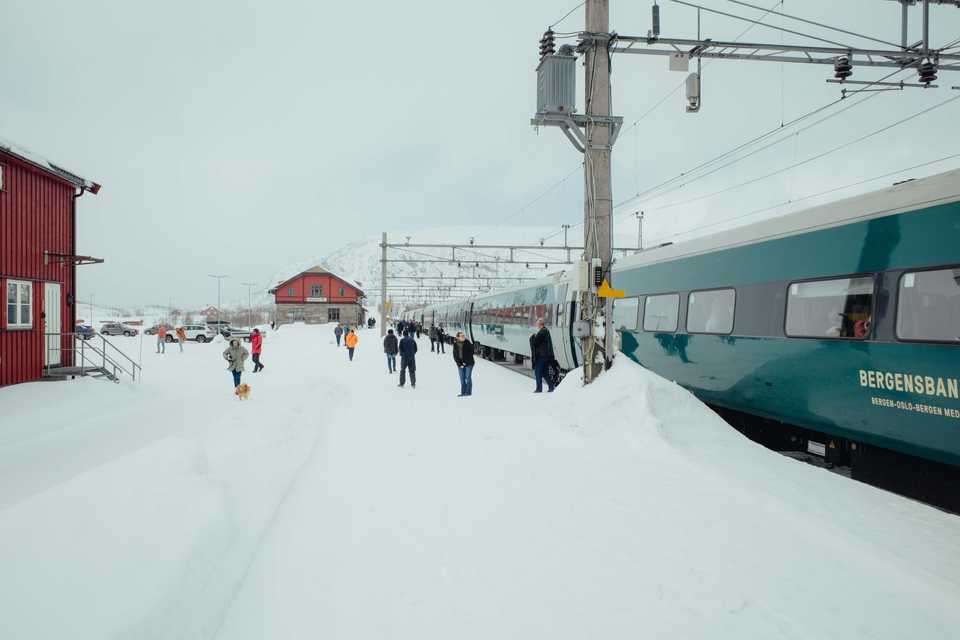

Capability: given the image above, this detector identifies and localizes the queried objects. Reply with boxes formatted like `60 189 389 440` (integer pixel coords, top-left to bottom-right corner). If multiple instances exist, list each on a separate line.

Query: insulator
539 28 556 60
652 3 661 37
834 56 852 81
918 60 937 85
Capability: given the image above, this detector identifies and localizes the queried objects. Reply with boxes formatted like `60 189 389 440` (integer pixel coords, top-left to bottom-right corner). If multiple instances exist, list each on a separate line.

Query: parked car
222 326 257 342
144 323 173 335
206 320 232 336
75 324 95 340
166 324 216 343
100 322 139 337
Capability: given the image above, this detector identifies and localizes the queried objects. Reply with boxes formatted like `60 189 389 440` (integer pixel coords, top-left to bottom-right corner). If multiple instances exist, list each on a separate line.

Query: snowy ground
1 323 958 640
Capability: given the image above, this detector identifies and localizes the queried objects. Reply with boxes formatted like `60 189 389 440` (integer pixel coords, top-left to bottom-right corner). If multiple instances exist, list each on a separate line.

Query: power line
669 0 854 48
615 66 913 211
550 1 585 29
649 152 960 244
727 0 902 49
643 92 960 214
494 162 582 226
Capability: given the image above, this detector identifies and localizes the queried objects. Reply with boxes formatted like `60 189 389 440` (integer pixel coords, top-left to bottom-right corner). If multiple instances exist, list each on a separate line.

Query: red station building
270 266 365 326
0 142 101 386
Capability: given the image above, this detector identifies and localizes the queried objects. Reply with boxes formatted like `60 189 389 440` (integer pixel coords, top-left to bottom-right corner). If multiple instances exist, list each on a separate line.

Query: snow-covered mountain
267 225 638 307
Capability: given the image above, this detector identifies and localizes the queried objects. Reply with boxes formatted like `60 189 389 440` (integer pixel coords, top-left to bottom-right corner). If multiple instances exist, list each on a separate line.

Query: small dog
234 383 251 400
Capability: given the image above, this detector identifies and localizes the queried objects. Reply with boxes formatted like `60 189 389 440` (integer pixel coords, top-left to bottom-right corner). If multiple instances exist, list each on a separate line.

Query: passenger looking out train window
785 277 874 339
897 268 960 342
687 289 735 334
612 297 640 331
643 293 680 332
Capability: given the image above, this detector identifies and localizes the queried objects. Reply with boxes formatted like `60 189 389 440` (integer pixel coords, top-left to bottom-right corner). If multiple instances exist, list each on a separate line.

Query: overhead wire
727 0 902 48
669 0 854 48
650 152 960 244
614 65 914 211
640 92 960 214
549 1 586 29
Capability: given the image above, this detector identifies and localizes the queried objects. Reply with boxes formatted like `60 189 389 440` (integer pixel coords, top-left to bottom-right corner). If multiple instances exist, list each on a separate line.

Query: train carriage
412 169 959 509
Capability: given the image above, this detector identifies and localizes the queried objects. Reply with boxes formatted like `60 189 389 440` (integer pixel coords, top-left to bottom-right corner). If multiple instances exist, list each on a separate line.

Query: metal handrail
43 332 142 383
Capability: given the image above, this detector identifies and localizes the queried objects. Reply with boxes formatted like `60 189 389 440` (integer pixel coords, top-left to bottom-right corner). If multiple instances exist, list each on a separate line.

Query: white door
44 283 62 367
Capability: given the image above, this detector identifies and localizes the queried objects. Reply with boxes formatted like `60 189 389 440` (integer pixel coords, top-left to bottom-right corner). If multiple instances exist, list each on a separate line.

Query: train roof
615 168 960 271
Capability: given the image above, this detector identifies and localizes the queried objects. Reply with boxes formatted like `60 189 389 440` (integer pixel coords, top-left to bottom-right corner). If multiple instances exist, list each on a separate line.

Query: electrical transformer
536 54 577 115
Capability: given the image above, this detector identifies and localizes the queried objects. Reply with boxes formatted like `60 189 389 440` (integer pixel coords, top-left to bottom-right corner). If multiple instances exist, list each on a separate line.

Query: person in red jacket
250 328 265 372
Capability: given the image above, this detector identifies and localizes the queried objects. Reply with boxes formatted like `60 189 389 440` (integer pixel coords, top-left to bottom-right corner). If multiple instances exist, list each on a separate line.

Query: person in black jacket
452 331 475 396
435 326 446 354
383 329 399 373
398 331 417 388
530 318 556 393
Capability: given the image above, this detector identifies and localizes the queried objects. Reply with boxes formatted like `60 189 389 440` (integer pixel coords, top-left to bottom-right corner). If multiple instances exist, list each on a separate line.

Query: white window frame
6 279 33 329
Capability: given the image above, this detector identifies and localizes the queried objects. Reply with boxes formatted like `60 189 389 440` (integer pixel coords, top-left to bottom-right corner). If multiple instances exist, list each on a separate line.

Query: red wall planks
0 151 77 386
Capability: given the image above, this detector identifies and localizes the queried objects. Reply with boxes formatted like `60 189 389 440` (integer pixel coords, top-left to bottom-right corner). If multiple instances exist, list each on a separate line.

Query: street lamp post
208 274 229 329
241 282 257 328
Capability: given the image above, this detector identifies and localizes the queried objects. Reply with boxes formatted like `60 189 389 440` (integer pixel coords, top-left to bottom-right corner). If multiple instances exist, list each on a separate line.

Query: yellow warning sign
597 279 625 298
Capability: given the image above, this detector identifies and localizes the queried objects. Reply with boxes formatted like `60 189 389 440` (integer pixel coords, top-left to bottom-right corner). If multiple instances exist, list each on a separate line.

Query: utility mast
582 0 616 383
532 0 622 384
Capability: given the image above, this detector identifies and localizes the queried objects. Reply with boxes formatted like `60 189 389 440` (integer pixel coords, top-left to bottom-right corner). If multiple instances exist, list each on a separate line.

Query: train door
467 302 475 342
567 286 581 369
552 284 572 369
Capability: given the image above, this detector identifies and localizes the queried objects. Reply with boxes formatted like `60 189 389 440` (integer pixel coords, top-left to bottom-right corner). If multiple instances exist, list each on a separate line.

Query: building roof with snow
0 137 101 194
269 265 364 296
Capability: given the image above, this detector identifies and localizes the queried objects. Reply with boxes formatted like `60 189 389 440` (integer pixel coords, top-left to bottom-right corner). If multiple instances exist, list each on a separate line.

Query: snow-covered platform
1 324 958 639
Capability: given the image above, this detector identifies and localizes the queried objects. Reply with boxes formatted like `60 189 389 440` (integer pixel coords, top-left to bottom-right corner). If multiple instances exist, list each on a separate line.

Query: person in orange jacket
175 326 187 353
345 329 359 361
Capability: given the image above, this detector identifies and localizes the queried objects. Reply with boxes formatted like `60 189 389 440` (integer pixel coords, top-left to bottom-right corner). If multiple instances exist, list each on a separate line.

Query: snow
1 324 958 639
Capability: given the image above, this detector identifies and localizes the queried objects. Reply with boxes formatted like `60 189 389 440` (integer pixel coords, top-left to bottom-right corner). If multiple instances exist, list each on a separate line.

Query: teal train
407 169 960 509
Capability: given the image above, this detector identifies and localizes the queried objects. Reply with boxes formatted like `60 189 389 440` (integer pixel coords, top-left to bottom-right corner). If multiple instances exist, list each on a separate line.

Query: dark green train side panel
614 202 960 467
620 332 960 466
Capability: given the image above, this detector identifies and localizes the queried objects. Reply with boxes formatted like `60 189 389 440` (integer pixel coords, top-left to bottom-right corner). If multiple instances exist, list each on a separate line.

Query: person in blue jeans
452 331 475 397
383 329 399 373
222 338 249 390
529 318 556 393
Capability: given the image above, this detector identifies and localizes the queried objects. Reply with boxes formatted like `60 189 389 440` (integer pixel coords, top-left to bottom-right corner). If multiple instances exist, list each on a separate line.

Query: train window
785 276 874 339
612 297 640 331
643 294 679 332
687 289 735 334
897 268 960 343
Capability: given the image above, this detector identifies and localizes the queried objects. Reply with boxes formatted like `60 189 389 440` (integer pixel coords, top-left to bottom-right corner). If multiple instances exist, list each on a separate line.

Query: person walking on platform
223 338 249 390
453 331 475 397
334 324 343 346
383 328 399 373
345 329 358 361
436 326 446 354
251 328 265 372
157 324 168 354
530 318 556 393
429 325 438 352
415 323 422 339
175 326 187 353
398 330 417 388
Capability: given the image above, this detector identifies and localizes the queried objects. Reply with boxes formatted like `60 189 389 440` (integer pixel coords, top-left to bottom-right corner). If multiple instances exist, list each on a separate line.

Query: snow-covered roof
270 265 365 295
0 136 101 194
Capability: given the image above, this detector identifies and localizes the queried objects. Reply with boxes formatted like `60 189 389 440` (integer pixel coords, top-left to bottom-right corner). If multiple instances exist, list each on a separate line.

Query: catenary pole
583 0 615 383
380 232 388 337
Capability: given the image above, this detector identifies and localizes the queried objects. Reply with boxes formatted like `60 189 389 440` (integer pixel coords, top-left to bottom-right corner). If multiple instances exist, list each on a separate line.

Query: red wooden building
270 266 365 326
0 141 101 386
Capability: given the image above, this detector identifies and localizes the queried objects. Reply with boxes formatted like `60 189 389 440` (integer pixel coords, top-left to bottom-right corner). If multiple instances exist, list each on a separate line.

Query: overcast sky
3 0 958 310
